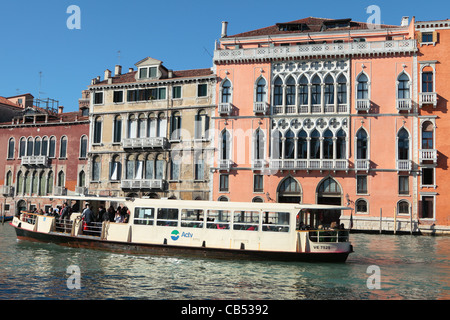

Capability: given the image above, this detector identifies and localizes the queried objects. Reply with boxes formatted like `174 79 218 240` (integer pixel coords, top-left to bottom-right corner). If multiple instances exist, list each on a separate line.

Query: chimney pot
115 65 122 76
401 16 409 27
58 106 64 114
129 67 134 73
221 21 228 38
104 69 111 80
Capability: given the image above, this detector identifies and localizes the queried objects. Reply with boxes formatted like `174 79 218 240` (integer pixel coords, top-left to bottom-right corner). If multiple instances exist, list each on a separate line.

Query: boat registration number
313 245 331 250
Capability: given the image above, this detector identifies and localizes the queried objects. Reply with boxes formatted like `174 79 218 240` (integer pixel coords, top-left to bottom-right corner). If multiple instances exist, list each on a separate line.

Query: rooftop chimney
221 21 228 38
115 65 122 76
401 16 409 27
104 69 112 80
168 69 173 78
58 106 64 114
129 67 134 73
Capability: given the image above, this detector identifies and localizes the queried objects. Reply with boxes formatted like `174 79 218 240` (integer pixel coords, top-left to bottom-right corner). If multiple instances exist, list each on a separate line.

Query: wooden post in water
394 207 397 235
379 208 382 234
410 205 413 235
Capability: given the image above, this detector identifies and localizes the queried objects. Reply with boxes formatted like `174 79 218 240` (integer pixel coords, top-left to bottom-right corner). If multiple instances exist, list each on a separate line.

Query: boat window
262 211 290 232
233 210 259 231
206 210 230 229
181 209 204 228
134 207 154 225
157 208 179 227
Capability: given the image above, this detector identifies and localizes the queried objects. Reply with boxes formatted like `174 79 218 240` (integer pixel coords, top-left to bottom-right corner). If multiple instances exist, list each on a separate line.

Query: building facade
84 58 216 200
414 19 450 233
211 17 446 233
0 96 89 215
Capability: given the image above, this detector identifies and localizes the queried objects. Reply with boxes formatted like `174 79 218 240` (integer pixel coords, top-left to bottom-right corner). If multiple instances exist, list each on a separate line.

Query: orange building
211 17 450 234
414 19 450 233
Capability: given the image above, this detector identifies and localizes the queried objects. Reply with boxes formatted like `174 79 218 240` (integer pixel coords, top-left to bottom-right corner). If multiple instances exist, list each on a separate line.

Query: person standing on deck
82 204 94 224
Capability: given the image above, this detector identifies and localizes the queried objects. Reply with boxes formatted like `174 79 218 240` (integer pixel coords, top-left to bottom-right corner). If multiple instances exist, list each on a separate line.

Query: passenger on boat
98 206 106 222
106 206 115 222
60 203 71 220
120 206 130 223
82 204 95 224
114 211 122 223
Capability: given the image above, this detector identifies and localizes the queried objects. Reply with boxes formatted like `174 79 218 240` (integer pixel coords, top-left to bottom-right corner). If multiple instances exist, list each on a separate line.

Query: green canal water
0 223 449 300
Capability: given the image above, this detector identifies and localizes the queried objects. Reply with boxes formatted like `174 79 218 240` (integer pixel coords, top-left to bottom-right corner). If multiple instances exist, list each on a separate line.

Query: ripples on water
0 224 449 300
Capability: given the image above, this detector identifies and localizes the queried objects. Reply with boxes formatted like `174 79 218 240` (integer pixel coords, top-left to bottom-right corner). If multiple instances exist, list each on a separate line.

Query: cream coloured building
81 57 216 200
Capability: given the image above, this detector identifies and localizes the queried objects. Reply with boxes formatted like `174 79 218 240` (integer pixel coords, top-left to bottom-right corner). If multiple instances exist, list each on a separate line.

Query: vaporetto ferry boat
10 196 353 262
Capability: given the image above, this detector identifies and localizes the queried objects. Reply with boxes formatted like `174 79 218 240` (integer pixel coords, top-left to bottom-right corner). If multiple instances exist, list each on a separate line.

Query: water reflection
1 225 449 300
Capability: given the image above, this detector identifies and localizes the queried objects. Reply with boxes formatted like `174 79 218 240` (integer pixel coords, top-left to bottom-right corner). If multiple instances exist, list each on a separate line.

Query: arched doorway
16 200 27 215
277 176 301 203
316 177 342 225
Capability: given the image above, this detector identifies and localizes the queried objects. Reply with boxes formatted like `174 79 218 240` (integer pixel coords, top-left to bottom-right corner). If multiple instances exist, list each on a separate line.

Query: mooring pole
410 205 413 235
379 208 382 234
394 207 397 235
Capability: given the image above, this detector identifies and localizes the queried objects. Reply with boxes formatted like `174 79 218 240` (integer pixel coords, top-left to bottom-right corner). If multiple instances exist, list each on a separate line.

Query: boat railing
20 212 38 225
307 230 349 243
55 218 73 233
81 221 103 237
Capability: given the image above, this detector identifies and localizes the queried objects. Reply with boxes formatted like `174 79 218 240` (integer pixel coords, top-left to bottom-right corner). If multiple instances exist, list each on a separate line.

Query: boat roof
44 195 351 212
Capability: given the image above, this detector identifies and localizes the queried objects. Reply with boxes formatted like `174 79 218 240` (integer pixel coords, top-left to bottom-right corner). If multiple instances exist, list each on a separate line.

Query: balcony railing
122 137 167 149
0 185 14 196
121 179 164 190
396 98 412 111
419 149 437 164
272 103 348 115
218 102 232 115
21 156 49 166
54 187 67 196
251 159 267 170
355 159 370 171
419 92 437 107
75 187 88 195
396 160 412 171
269 159 348 171
254 102 269 114
214 40 417 63
355 99 370 111
219 159 233 170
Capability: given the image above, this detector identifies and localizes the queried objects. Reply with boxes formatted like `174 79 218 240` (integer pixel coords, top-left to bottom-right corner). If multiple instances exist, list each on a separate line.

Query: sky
0 0 448 112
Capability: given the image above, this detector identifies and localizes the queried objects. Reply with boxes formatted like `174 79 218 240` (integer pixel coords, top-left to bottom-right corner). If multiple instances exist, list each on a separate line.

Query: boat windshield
296 208 345 231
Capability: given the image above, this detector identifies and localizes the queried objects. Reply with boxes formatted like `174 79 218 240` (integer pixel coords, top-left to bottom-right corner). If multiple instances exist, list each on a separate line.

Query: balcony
0 185 14 196
253 102 269 114
122 137 167 149
355 159 370 172
214 40 417 64
269 159 348 171
419 149 437 164
219 159 233 171
419 92 437 107
54 187 67 196
21 156 49 167
396 98 412 112
355 99 370 112
75 187 88 195
218 103 232 115
251 159 267 170
396 160 412 172
121 179 164 190
272 103 348 115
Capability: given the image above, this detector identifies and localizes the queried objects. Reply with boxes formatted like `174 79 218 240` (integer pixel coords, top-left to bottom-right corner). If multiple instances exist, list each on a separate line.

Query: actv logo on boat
171 230 193 241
